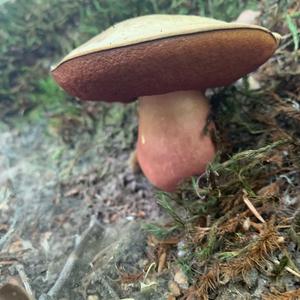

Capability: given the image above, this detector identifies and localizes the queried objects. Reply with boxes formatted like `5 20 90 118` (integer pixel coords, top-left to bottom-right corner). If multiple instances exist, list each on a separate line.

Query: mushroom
52 15 280 192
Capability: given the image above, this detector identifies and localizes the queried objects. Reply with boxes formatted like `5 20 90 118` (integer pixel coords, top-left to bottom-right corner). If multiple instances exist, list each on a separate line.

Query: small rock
87 295 99 300
235 9 260 25
168 280 181 297
174 269 189 289
282 194 298 207
177 240 187 258
253 278 268 298
243 217 251 231
243 268 258 288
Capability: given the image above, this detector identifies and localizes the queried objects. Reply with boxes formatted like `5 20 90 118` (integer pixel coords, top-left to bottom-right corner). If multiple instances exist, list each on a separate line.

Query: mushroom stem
137 90 216 192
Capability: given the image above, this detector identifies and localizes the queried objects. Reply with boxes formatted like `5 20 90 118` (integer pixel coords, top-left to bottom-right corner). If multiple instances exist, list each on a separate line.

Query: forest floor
0 1 300 300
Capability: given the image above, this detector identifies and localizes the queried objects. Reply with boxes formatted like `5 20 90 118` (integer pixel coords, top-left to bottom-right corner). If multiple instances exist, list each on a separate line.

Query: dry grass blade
284 266 300 278
243 190 265 223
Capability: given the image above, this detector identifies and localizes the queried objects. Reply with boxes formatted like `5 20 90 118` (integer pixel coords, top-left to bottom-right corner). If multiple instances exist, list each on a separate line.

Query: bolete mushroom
52 15 280 192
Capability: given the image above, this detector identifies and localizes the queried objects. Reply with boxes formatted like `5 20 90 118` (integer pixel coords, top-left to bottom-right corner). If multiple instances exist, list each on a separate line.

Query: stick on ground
39 215 104 300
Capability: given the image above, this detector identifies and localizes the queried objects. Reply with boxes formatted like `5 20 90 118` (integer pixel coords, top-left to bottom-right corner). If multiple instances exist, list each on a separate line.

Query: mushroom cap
52 14 280 102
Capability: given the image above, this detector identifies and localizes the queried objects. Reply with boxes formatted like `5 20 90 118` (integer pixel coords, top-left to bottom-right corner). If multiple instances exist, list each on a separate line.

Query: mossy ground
0 0 299 299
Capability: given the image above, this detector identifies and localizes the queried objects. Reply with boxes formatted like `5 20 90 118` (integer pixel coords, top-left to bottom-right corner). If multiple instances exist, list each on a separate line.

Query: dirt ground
0 103 165 299
0 1 300 300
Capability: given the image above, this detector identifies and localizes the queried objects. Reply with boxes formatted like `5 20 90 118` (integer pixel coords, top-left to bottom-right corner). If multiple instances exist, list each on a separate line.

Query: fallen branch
39 215 104 300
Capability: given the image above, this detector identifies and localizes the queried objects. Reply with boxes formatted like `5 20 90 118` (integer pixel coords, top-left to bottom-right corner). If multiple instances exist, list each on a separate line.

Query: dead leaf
157 251 167 273
243 192 265 223
64 186 81 197
235 9 260 25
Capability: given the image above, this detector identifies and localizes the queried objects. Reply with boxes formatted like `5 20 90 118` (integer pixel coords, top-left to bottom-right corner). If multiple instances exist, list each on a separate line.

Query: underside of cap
52 24 278 102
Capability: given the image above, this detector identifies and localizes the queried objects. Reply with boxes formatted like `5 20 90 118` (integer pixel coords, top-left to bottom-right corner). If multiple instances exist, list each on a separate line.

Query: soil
0 105 164 299
0 3 300 300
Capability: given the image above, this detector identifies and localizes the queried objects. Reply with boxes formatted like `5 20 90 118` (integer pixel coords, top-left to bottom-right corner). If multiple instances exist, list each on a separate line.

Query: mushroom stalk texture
137 90 216 192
